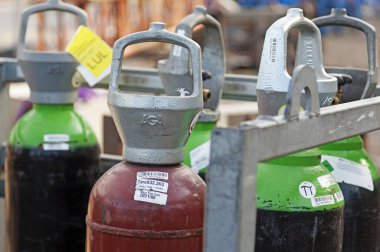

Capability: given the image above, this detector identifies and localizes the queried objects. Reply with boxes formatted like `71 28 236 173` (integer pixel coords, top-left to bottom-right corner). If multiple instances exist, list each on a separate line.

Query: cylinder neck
33 103 74 111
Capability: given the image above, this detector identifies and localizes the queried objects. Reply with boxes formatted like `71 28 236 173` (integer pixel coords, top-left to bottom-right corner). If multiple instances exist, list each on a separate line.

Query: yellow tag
66 26 112 78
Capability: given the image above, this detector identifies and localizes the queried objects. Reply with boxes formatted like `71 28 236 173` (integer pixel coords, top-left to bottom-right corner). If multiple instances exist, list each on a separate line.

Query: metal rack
205 65 380 252
1 60 380 251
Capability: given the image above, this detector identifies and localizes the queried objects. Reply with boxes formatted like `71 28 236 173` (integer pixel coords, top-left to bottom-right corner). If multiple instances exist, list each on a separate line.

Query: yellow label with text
66 26 112 77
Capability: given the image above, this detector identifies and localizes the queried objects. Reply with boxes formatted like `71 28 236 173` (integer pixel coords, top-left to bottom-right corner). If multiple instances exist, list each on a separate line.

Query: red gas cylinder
86 22 206 252
86 163 205 251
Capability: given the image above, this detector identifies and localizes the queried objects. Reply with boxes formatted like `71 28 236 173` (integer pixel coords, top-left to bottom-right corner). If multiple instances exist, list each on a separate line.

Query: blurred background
2 0 380 155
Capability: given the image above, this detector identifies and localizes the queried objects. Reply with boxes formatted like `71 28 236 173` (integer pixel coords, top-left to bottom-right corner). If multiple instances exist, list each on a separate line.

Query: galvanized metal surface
205 65 380 252
256 8 337 115
158 5 225 118
17 0 88 104
98 67 258 101
108 22 203 164
313 8 378 102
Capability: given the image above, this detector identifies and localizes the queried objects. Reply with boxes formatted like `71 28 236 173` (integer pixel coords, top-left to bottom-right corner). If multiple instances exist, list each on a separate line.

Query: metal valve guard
108 22 203 165
17 0 88 104
313 8 378 102
256 8 337 115
158 5 225 122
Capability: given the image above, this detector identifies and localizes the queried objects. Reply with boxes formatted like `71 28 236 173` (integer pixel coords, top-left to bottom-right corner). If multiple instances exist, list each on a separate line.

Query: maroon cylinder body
86 161 206 252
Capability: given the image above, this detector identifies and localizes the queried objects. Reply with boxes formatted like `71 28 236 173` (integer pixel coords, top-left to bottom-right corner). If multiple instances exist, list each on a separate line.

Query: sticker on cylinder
134 189 168 205
299 181 316 198
317 174 336 188
43 143 69 151
137 171 168 180
136 179 168 193
321 155 374 191
190 140 211 173
334 191 344 202
44 134 69 142
311 195 335 207
43 134 70 151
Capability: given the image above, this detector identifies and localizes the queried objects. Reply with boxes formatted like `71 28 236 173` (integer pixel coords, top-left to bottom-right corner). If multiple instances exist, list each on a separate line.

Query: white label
136 171 168 180
299 181 316 199
334 191 344 202
311 195 335 207
317 174 337 188
321 155 374 191
173 29 186 57
43 143 69 151
77 65 111 87
43 134 69 142
136 179 168 193
190 141 211 174
134 189 168 205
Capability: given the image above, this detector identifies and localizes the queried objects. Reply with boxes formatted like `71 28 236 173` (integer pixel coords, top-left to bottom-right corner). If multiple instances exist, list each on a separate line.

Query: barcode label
270 37 277 63
311 195 335 207
317 174 336 188
334 191 344 202
44 134 69 142
190 141 211 174
137 171 168 180
321 155 374 191
43 143 69 151
136 179 168 193
134 189 168 205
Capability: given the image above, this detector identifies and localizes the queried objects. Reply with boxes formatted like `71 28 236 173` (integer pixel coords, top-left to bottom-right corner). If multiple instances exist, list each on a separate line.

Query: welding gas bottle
86 22 206 252
158 6 225 181
254 8 344 251
5 1 100 252
314 9 380 251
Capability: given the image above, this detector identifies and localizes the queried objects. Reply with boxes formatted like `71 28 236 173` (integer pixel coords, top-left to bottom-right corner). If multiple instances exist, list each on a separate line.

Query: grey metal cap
313 8 378 102
108 22 203 165
256 8 337 116
17 0 88 104
158 5 225 122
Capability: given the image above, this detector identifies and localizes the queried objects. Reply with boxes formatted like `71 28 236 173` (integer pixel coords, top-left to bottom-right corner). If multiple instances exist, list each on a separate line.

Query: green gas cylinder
5 1 100 251
312 8 380 251
319 136 380 251
255 149 344 251
6 104 100 251
254 8 344 251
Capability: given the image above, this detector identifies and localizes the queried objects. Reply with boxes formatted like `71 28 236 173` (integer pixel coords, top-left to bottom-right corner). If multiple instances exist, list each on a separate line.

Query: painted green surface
184 121 216 175
257 148 344 212
9 104 98 148
319 136 380 181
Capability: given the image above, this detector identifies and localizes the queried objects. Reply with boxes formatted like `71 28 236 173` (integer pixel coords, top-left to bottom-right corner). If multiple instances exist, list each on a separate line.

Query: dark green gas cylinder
319 136 380 251
6 104 99 251
312 8 380 251
255 9 344 251
5 1 100 251
255 149 344 251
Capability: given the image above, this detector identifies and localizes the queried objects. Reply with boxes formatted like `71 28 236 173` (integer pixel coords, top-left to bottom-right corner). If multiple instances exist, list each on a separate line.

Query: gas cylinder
86 22 206 252
5 1 100 251
254 8 344 251
158 6 225 180
314 9 380 251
